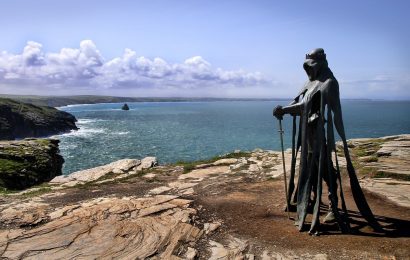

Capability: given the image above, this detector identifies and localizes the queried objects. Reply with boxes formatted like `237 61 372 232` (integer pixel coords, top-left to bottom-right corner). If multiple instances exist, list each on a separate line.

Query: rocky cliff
0 139 64 190
0 98 77 140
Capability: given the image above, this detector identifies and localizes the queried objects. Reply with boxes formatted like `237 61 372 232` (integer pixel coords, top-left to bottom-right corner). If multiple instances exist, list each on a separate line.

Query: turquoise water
56 101 410 174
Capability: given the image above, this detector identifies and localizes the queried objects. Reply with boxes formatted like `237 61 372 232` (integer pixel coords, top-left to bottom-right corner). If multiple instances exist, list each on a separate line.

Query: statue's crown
305 48 326 60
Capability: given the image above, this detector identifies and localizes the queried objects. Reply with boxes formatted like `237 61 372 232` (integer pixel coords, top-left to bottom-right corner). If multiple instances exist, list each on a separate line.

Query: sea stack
121 103 130 110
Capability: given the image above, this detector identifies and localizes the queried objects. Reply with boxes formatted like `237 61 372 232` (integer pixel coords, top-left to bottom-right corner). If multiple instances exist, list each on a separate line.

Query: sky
0 0 409 99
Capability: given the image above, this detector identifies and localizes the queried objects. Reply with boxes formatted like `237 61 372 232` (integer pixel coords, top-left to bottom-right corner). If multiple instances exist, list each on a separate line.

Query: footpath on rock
0 135 409 259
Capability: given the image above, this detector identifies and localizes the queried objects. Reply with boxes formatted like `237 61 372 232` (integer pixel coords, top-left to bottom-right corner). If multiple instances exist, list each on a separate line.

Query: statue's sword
278 119 291 219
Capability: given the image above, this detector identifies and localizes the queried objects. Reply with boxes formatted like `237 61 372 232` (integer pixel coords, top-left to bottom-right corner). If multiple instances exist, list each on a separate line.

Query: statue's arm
283 100 304 115
273 88 306 119
326 80 347 141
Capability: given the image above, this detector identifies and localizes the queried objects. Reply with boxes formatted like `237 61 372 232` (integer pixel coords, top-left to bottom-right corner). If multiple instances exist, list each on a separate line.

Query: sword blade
278 119 291 219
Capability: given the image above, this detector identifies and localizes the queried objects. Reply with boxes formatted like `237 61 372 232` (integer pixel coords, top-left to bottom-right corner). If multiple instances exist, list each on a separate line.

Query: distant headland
0 94 375 108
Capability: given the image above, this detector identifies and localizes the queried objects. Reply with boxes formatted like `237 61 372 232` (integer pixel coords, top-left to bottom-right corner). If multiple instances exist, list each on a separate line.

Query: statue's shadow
316 205 410 238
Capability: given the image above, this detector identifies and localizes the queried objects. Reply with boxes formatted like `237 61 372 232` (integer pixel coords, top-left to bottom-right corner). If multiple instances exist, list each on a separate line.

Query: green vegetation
357 166 377 176
0 97 77 140
350 138 409 181
0 139 63 190
0 158 30 173
0 182 53 196
0 97 64 117
373 171 410 181
349 138 385 178
20 187 53 197
361 155 378 163
0 187 18 195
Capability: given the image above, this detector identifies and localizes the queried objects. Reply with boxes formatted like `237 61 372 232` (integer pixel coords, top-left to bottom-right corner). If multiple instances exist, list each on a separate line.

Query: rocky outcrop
0 139 64 190
348 134 410 208
50 157 157 187
0 195 201 259
0 98 77 140
0 136 409 259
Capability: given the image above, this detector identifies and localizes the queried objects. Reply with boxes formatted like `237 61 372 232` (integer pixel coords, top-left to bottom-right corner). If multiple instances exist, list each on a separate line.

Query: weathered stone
135 156 157 171
209 236 248 260
360 178 410 208
196 158 238 169
352 135 410 207
204 221 222 235
179 166 231 181
50 158 141 186
0 195 202 259
230 158 248 170
248 164 260 172
148 186 172 195
184 247 197 260
0 201 49 227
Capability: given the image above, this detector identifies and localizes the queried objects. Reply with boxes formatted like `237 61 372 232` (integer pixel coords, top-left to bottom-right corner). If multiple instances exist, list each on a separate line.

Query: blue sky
0 0 409 99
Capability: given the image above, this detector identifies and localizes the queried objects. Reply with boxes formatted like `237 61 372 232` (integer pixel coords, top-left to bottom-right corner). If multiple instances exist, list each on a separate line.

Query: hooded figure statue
273 48 381 235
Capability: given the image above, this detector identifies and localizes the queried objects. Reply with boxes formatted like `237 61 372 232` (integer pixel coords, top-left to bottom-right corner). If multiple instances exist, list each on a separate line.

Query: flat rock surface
350 134 410 208
1 136 409 259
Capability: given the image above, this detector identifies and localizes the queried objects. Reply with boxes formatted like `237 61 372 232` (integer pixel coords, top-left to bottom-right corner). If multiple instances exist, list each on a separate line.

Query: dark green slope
0 98 78 140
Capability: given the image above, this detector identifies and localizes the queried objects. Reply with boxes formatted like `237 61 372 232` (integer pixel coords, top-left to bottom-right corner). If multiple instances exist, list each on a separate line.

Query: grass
70 167 163 189
0 182 53 197
351 137 409 181
20 187 53 197
266 176 281 181
0 187 18 195
372 171 410 181
360 155 378 163
348 138 387 179
357 166 377 176
0 158 30 173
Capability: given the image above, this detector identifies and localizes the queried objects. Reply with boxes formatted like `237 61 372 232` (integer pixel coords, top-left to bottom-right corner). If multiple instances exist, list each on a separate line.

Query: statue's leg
307 124 317 212
323 146 349 232
310 155 319 213
323 162 338 223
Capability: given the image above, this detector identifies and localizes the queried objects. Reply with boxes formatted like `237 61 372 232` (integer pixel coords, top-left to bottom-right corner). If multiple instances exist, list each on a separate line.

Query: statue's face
303 59 320 81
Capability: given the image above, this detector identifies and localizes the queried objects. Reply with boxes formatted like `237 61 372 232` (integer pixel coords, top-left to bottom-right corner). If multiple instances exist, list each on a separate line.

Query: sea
55 100 410 175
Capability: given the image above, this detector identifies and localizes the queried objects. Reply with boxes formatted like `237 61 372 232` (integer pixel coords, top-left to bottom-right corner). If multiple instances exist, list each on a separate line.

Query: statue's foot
284 203 297 212
323 211 336 223
309 230 320 236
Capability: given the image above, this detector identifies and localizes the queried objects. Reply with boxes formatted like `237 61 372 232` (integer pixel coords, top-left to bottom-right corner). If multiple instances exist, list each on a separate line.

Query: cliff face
0 139 64 190
0 98 77 140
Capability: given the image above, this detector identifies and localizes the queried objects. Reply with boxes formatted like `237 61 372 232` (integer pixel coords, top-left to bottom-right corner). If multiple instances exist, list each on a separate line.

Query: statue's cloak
287 60 381 233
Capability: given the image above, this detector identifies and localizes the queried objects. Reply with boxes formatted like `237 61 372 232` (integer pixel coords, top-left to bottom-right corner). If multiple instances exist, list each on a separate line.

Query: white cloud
339 74 410 100
0 40 268 94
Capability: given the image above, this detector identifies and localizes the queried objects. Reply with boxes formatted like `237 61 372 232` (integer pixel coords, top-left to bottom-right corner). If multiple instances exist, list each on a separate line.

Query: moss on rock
0 138 64 190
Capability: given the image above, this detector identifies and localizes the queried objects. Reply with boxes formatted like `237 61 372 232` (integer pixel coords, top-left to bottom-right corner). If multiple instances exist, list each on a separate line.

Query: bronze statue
273 48 381 235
